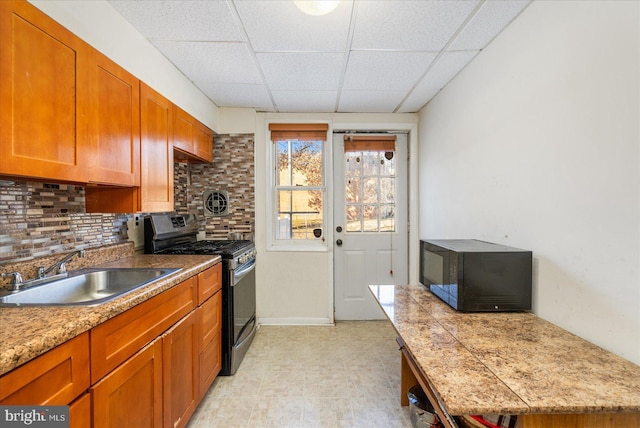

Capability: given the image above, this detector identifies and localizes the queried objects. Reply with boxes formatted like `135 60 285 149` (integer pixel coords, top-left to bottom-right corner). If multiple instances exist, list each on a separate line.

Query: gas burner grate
158 240 252 256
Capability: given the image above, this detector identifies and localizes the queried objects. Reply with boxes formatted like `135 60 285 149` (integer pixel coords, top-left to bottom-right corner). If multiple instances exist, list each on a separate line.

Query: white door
333 133 408 320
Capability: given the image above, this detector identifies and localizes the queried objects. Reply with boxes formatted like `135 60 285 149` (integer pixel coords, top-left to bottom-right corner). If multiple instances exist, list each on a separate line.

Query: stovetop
156 240 253 257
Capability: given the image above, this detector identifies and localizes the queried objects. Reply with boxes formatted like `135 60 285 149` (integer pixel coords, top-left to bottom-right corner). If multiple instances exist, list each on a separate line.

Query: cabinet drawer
90 277 196 383
0 332 89 405
197 263 222 305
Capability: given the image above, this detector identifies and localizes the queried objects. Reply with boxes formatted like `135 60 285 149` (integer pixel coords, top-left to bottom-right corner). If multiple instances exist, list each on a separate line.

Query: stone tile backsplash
175 133 255 240
0 133 255 265
0 180 129 264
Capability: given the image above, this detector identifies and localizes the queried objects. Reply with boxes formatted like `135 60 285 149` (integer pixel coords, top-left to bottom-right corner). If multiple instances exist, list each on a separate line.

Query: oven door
231 258 256 346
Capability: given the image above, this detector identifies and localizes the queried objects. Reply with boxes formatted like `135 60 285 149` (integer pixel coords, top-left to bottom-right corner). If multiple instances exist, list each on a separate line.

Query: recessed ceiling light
294 0 340 16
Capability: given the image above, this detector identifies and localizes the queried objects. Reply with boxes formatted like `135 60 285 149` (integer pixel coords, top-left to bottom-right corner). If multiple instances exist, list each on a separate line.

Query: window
269 123 328 245
343 135 397 233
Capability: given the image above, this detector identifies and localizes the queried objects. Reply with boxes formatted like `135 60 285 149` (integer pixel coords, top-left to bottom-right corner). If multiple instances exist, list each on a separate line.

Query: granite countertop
0 253 221 376
370 284 640 416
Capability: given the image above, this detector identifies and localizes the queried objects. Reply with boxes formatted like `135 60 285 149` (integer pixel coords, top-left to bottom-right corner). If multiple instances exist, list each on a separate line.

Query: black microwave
419 239 532 312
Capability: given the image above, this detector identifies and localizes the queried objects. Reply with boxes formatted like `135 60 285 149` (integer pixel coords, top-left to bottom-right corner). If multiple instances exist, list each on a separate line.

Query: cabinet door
69 392 91 428
194 122 214 163
0 332 90 405
92 338 163 428
173 106 196 157
0 0 90 183
197 291 222 399
163 311 199 428
140 83 174 212
85 49 140 186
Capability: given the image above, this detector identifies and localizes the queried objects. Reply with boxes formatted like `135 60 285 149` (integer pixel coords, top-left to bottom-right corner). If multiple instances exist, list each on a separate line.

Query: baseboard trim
257 317 334 326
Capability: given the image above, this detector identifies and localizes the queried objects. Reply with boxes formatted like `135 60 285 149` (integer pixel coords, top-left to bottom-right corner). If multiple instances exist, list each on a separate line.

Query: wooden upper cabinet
85 49 141 186
173 106 213 163
140 83 174 212
85 82 174 213
0 0 90 183
194 122 214 163
173 106 196 157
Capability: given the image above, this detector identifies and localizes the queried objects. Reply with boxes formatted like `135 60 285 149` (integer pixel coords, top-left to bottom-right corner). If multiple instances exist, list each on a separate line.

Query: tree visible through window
270 123 328 241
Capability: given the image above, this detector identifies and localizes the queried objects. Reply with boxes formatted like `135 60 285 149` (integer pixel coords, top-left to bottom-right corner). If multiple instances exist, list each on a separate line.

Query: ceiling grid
108 0 531 113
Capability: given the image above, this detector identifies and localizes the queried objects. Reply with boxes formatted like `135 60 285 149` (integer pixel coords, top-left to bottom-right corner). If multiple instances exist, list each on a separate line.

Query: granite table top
0 254 221 376
369 284 640 416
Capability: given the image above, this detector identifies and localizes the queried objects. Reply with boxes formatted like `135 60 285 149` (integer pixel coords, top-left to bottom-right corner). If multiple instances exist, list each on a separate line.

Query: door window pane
380 206 395 231
380 178 395 203
346 153 361 176
363 152 379 176
363 206 379 232
346 178 361 203
346 205 362 232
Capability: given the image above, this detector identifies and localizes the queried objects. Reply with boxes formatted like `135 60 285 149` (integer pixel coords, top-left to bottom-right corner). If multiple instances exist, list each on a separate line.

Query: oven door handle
231 258 256 286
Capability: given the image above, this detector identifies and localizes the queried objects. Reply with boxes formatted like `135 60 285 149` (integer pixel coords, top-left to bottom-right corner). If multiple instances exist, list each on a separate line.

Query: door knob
336 239 343 246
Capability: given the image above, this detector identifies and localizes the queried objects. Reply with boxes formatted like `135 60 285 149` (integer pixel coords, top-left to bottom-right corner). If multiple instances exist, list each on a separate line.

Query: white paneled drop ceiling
108 0 530 113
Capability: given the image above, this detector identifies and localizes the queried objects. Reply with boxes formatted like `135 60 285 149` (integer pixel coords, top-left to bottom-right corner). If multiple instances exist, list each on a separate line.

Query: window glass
274 137 324 241
343 147 396 233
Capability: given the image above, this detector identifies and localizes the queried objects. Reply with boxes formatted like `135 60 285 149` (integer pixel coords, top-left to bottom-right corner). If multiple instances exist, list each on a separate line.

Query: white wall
255 113 418 325
29 0 219 131
419 0 640 364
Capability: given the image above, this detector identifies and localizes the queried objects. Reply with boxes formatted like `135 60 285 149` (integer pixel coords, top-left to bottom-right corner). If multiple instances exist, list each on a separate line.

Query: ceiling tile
233 0 353 52
398 51 478 112
152 41 262 84
449 0 531 51
109 0 243 41
338 90 407 113
352 0 480 51
272 91 338 113
199 82 275 111
343 51 438 91
257 52 344 91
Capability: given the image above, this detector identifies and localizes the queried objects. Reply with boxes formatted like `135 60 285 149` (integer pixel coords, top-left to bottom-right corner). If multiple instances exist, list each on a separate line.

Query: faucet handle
1 272 23 289
58 263 67 274
37 266 45 279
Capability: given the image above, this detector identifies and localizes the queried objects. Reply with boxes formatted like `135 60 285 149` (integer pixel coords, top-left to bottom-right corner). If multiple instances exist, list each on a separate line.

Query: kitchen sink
0 267 181 306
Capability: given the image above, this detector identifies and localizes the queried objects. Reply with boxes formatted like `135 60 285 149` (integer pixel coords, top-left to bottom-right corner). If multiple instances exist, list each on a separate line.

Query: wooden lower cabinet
69 392 91 428
0 332 90 405
197 291 222 400
92 338 164 428
163 310 199 428
90 276 196 383
0 264 223 428
197 263 222 305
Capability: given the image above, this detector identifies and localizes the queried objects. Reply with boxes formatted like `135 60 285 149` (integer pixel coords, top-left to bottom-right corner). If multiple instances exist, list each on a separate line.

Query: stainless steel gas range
144 214 256 375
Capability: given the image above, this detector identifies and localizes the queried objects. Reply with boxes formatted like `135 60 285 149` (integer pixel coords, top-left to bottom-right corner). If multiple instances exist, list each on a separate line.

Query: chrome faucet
37 250 86 279
1 272 24 291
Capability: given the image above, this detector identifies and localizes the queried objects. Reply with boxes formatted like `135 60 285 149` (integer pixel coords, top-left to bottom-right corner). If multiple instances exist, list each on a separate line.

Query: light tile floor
187 321 413 428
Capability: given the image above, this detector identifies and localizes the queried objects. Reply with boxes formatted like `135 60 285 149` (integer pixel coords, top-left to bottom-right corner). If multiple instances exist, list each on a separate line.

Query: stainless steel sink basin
0 267 181 306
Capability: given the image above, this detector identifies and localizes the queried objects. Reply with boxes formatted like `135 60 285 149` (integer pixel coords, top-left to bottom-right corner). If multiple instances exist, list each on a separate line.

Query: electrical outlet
127 215 145 251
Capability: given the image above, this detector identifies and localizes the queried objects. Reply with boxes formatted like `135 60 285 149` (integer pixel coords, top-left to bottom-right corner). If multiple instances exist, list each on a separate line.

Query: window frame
266 121 331 252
